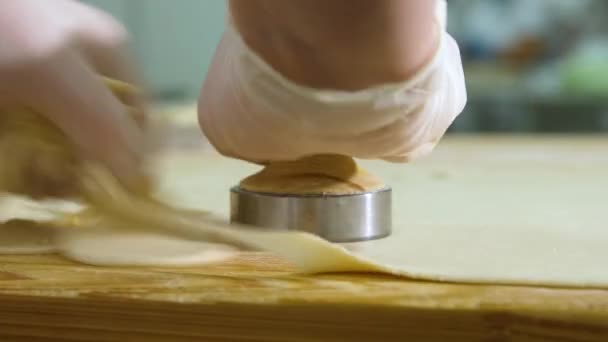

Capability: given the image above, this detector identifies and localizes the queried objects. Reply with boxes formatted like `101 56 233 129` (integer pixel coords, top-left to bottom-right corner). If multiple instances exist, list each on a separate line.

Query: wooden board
2 253 608 342
1 108 608 341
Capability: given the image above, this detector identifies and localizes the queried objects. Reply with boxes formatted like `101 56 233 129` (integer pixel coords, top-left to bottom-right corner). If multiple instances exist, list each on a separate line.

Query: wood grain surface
1 106 608 341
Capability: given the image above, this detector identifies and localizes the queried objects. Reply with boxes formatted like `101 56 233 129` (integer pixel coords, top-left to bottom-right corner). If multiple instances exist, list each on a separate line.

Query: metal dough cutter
230 186 392 243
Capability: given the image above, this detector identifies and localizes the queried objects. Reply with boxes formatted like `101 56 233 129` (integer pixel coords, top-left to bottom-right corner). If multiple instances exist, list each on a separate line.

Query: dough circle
57 229 238 267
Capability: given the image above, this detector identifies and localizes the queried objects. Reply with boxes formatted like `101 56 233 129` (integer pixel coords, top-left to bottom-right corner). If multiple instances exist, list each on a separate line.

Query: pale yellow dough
0 220 56 254
0 77 606 287
0 77 229 267
1 150 608 287
54 208 239 267
155 151 608 288
58 230 238 267
240 154 386 194
0 195 80 254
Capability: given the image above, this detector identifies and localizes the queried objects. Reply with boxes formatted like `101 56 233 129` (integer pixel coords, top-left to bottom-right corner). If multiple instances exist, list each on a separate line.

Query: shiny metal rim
230 186 392 243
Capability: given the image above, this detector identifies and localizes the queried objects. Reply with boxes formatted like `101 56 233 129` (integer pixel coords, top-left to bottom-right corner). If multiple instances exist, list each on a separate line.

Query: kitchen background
84 0 608 132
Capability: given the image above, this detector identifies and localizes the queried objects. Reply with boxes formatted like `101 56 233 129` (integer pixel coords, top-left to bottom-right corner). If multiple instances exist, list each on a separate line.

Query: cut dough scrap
55 212 239 267
0 219 57 254
0 194 82 223
0 195 80 254
58 229 238 267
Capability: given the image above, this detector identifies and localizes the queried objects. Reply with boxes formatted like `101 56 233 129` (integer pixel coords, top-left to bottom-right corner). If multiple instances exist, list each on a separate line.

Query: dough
0 220 56 254
240 154 386 194
1 139 607 287
51 207 238 266
0 77 153 198
0 195 80 254
0 78 605 287
0 194 82 222
58 229 237 267
0 75 211 268
1 149 608 287
155 151 608 288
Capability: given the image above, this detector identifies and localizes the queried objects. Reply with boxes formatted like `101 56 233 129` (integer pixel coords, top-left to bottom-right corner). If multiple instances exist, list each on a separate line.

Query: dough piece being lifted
0 195 81 254
0 76 152 199
239 154 386 195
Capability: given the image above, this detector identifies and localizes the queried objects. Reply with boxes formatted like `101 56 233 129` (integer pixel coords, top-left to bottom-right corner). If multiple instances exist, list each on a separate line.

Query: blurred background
84 0 608 133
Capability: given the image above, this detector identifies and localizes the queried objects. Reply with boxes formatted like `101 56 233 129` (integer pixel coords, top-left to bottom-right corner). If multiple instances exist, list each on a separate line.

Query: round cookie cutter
229 186 392 243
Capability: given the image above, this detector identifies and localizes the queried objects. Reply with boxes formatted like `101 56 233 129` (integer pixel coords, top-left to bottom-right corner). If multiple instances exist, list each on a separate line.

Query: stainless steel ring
230 186 392 242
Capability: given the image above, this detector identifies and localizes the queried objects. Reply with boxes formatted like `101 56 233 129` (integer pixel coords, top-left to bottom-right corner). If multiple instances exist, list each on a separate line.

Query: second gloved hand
0 0 146 195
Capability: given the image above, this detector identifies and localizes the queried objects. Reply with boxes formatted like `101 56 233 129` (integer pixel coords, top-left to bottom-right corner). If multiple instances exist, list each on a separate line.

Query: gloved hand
0 0 146 192
198 0 466 164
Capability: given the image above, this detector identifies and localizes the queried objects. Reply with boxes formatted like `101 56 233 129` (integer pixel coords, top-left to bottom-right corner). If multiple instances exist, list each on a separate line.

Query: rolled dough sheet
153 152 608 288
1 147 607 288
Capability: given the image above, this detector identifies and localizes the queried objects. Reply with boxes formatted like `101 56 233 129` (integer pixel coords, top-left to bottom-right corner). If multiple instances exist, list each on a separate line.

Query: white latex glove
0 0 145 190
199 1 466 163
